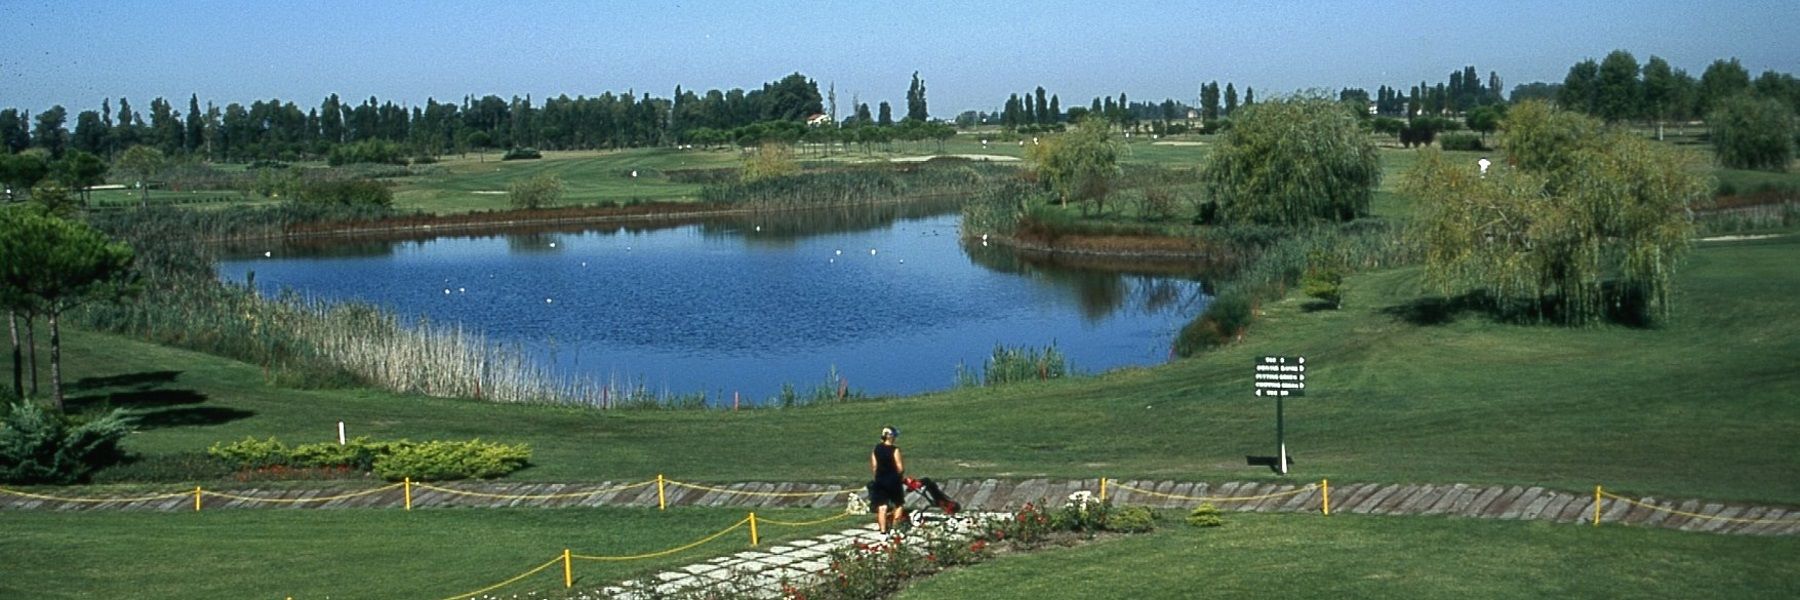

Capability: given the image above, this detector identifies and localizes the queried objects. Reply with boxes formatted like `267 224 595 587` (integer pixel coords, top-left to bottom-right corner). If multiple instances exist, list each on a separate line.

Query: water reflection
960 241 1218 322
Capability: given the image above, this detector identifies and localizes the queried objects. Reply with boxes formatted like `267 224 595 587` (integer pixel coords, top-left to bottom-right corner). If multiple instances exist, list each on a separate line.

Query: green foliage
0 209 137 408
0 150 50 195
294 178 393 208
500 147 542 161
982 344 1070 386
28 180 81 217
1301 250 1346 309
1174 288 1254 355
1028 117 1121 213
1709 94 1796 172
1204 96 1380 225
1107 505 1157 533
1438 132 1486 152
370 439 531 481
507 172 563 209
0 401 132 484
1186 502 1224 527
739 141 798 183
1411 106 1711 324
326 139 409 167
115 145 165 205
207 436 291 470
207 436 528 481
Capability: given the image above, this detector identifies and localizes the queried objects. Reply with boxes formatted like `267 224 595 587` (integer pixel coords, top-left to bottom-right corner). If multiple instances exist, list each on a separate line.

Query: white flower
846 492 870 515
1067 490 1097 515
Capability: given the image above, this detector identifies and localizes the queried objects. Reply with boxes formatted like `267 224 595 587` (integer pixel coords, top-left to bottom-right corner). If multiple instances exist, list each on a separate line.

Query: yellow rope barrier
0 486 192 504
203 483 405 504
414 479 655 501
1599 491 1800 525
663 479 854 498
438 555 562 600
1110 482 1317 503
756 509 857 527
570 517 750 562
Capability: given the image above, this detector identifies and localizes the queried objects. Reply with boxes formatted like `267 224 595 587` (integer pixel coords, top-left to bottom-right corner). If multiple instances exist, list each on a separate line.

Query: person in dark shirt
869 426 906 534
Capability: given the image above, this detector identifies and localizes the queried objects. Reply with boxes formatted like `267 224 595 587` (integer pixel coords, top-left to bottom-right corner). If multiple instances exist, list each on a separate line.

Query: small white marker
549 242 557 248
263 251 272 257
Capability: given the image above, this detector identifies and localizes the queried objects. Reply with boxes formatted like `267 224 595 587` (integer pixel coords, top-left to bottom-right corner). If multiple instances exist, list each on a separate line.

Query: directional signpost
1247 356 1305 475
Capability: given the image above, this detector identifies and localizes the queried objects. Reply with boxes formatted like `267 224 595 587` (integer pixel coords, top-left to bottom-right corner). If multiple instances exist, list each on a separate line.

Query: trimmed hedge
208 436 529 481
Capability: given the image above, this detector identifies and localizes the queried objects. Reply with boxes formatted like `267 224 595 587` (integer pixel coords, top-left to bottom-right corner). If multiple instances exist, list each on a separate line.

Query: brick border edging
4 479 1794 536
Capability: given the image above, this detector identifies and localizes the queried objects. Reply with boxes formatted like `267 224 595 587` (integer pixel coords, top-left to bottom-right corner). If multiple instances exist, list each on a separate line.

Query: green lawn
900 512 1800 599
389 148 741 213
39 233 1800 504
0 506 852 600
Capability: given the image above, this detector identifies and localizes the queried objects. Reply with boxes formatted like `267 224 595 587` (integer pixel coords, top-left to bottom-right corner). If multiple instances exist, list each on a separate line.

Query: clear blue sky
3 0 1795 116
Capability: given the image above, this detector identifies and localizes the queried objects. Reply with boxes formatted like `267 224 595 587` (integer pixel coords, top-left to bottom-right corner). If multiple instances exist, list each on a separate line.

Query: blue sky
2 0 1795 116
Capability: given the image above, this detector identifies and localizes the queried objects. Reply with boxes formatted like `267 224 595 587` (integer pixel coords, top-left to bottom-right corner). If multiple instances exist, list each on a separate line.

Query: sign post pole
1249 355 1304 475
1276 395 1287 475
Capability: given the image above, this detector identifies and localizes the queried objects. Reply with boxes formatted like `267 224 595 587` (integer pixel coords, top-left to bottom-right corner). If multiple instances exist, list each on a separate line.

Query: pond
217 204 1212 403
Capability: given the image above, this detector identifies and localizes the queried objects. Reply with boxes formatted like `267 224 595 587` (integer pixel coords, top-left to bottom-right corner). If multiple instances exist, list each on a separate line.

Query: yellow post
562 548 572 588
749 513 760 547
1322 479 1331 516
1592 485 1602 526
1099 477 1108 502
194 486 202 512
404 477 413 511
657 474 667 511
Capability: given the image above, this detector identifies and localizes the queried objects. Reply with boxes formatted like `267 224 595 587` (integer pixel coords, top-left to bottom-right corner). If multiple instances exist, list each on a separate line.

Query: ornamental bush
1203 96 1380 226
0 402 132 484
207 436 529 481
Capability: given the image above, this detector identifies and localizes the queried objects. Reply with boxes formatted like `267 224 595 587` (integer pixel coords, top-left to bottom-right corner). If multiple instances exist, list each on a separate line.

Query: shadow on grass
1299 300 1339 313
66 384 255 430
67 370 183 392
1382 287 1658 329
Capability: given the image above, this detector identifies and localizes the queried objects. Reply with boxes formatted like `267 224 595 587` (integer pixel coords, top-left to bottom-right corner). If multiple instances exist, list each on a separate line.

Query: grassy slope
47 235 1800 502
0 506 850 600
899 512 1800 599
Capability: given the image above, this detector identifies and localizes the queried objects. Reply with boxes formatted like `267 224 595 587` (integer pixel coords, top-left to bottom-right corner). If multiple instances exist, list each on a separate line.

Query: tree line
0 71 937 164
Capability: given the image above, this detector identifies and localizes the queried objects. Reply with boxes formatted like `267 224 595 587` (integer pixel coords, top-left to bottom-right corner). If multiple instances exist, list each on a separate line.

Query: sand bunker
891 154 1022 163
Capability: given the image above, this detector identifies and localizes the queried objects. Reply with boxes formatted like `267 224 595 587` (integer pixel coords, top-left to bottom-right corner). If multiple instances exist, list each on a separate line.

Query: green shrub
501 147 543 161
1438 132 1487 151
326 139 409 166
291 437 393 471
370 439 531 481
207 436 291 470
1710 94 1796 172
1107 506 1157 533
982 344 1070 386
1174 288 1255 356
0 402 133 484
508 173 563 209
294 179 393 208
1186 502 1224 527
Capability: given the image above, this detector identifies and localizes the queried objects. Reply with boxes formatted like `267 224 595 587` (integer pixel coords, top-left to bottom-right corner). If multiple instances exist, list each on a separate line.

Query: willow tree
1407 102 1708 325
1202 96 1380 226
1028 117 1120 213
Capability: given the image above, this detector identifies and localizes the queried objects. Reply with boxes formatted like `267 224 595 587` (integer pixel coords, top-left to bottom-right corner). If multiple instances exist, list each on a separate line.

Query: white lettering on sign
1253 356 1307 397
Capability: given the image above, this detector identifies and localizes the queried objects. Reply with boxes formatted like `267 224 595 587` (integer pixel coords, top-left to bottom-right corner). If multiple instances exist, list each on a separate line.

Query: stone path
595 513 1009 600
3 478 1796 536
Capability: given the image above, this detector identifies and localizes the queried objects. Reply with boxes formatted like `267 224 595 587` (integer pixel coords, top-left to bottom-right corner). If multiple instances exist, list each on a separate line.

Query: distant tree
1641 56 1680 139
1559 59 1600 114
878 102 893 127
185 94 206 154
0 110 30 155
71 111 107 156
0 209 136 411
1202 96 1380 225
1034 87 1049 125
1224 83 1238 116
1244 87 1255 106
1201 82 1221 122
1709 93 1796 172
1698 58 1751 117
464 131 492 161
1510 82 1562 104
112 97 139 152
1027 117 1120 213
52 150 107 204
507 172 564 209
1048 95 1060 123
1595 50 1642 122
115 145 165 208
1465 105 1503 139
28 180 80 218
1410 101 1708 325
32 106 69 158
905 72 928 122
855 103 873 127
0 152 50 200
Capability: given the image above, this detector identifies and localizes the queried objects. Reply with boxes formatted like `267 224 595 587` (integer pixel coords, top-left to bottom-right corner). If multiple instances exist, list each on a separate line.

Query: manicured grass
899 512 1800 599
0 506 852 600
390 148 741 214
43 234 1800 503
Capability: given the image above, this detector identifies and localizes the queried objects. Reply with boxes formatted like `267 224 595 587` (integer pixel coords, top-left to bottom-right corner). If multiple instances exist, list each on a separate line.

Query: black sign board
1253 356 1305 397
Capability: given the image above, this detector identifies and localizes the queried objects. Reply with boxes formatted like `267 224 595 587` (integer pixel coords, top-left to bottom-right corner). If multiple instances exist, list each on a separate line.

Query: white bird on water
870 248 877 256
549 242 557 248
545 298 554 304
263 251 272 257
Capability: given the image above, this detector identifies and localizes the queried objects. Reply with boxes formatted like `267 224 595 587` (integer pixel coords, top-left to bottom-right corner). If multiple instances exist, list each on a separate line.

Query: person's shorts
868 477 905 511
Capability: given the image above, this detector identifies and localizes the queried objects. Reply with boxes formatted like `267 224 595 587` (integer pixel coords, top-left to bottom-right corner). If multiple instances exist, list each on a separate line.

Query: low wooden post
1322 479 1331 516
749 513 759 547
657 474 667 511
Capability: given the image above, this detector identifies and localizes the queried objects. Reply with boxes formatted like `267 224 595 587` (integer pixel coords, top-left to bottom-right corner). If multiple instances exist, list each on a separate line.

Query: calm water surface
217 208 1210 402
